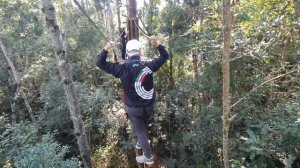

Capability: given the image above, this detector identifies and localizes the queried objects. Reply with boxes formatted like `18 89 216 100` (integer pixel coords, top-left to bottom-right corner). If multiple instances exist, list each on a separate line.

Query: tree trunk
9 79 18 124
168 22 175 88
116 0 122 32
146 0 154 35
192 50 198 79
127 0 139 40
222 0 231 167
21 91 35 121
0 39 35 122
41 1 92 168
294 0 300 16
106 0 115 40
10 98 17 124
126 1 142 167
168 49 175 88
146 0 154 57
294 0 300 39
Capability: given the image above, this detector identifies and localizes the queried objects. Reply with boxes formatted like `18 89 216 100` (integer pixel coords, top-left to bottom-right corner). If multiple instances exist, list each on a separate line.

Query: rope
73 0 110 42
73 0 121 62
133 19 162 59
133 20 150 38
113 29 125 44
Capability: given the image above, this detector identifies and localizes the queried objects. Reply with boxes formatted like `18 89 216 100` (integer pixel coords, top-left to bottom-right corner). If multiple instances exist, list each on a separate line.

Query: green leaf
249 146 264 152
247 129 257 141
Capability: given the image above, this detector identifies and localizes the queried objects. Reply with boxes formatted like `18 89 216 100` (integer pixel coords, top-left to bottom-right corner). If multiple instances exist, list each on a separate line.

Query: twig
229 113 238 123
231 68 300 108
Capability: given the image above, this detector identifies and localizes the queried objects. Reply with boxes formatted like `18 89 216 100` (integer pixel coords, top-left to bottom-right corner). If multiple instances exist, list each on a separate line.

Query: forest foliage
0 0 300 167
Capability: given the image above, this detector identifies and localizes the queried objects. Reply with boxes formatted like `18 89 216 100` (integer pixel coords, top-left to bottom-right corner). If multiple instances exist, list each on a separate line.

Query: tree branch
0 39 20 84
0 38 35 122
229 113 238 122
231 68 300 108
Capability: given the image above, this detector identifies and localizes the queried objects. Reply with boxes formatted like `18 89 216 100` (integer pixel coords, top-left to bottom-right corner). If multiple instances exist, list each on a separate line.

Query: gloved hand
149 35 159 47
103 41 115 51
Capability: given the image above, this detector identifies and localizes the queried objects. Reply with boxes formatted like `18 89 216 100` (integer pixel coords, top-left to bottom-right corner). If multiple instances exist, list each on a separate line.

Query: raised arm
146 36 169 72
96 41 124 78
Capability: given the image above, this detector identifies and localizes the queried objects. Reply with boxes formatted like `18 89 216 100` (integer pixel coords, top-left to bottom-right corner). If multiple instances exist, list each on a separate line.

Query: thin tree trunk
168 0 175 88
126 1 143 167
127 0 139 40
222 0 231 167
0 39 35 122
294 0 300 39
147 0 154 34
41 1 92 167
106 0 118 59
106 0 115 39
192 50 198 79
116 0 122 32
5 64 19 124
21 91 35 121
168 24 175 88
169 49 174 87
10 98 17 124
146 0 154 57
8 77 18 124
116 0 127 61
294 0 300 17
280 35 292 60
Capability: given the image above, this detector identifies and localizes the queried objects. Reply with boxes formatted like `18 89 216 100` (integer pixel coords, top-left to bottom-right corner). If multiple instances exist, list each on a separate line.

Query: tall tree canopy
0 0 299 167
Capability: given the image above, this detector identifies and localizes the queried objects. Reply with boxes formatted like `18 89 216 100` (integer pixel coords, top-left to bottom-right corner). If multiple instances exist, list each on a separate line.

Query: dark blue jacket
96 44 169 107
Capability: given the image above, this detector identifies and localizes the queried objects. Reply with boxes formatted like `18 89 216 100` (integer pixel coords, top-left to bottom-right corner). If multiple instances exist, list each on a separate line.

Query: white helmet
126 39 142 57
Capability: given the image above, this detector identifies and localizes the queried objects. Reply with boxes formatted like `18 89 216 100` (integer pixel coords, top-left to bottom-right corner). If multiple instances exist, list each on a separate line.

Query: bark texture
41 1 92 167
222 0 232 167
0 39 35 122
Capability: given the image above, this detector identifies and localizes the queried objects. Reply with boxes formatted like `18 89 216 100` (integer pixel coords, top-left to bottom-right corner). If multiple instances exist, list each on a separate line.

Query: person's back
96 36 169 165
120 59 155 107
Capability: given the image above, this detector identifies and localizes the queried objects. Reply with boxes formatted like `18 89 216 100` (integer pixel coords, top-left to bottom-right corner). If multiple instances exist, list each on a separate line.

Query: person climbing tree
96 36 169 165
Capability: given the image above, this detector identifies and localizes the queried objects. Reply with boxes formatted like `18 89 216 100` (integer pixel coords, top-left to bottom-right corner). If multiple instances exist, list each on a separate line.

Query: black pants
126 105 154 158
